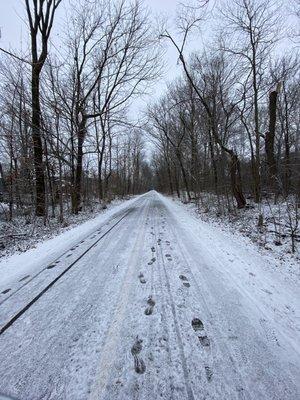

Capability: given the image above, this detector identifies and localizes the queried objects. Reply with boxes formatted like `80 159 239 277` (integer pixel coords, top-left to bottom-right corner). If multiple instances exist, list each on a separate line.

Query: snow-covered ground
0 197 135 259
0 191 299 400
179 193 300 276
0 196 139 289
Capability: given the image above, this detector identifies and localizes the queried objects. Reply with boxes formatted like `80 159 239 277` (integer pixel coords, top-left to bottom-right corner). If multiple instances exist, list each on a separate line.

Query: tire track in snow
128 204 172 400
88 199 151 400
151 201 195 400
0 205 141 308
0 207 135 336
0 200 150 400
161 203 284 399
172 217 249 397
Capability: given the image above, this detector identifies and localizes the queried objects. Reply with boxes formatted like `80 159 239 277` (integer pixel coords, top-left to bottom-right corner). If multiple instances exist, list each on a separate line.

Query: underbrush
0 197 131 258
178 191 300 264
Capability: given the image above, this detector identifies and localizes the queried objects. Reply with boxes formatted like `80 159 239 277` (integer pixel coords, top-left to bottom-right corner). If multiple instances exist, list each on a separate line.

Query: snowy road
0 191 299 400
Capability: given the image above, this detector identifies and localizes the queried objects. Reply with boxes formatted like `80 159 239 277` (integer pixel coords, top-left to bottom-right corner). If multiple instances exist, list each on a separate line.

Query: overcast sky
0 0 178 47
0 0 183 122
0 0 182 101
0 0 297 114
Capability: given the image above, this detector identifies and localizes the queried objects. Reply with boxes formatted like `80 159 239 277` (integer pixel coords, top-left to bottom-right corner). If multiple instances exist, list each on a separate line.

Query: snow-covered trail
0 191 299 400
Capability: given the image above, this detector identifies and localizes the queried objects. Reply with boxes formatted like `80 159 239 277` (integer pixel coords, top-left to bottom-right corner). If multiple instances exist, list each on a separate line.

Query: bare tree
65 0 160 213
219 0 282 202
25 0 62 216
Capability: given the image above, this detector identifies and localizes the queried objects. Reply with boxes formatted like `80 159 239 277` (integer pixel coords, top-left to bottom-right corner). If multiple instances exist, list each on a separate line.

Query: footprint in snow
131 337 146 374
192 318 204 332
192 319 211 348
198 335 210 347
148 257 156 265
139 273 146 284
151 246 155 253
165 254 172 261
205 366 213 381
145 296 155 315
179 275 190 288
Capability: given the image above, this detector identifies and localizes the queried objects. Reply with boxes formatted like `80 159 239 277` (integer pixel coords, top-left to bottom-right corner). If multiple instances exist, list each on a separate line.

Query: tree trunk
229 152 246 209
265 87 279 195
72 120 86 214
176 150 191 201
31 70 46 217
283 90 291 195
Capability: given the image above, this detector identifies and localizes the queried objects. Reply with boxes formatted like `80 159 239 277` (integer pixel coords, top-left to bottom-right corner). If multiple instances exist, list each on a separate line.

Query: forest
0 0 299 255
0 3 299 399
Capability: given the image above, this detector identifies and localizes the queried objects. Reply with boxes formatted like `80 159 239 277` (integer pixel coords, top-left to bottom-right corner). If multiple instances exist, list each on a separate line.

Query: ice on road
0 191 299 400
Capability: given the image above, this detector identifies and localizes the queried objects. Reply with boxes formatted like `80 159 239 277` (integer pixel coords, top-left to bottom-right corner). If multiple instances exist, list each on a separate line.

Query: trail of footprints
131 221 213 384
131 235 159 373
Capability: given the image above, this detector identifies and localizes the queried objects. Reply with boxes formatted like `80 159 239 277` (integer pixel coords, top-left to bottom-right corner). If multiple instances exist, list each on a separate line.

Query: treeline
149 0 300 213
0 0 158 222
